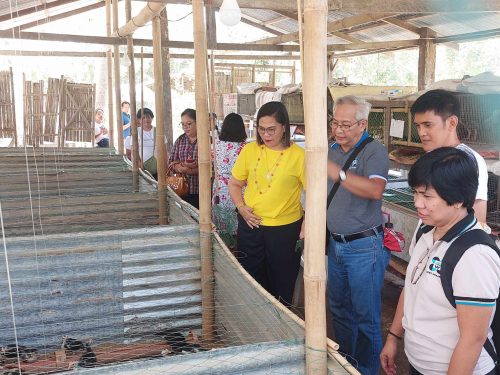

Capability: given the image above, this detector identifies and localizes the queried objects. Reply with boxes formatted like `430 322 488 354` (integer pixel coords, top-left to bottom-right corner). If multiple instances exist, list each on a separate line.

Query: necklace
253 146 285 195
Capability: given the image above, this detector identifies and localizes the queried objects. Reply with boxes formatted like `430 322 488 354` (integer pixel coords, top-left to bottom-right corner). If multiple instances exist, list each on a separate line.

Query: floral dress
212 139 245 247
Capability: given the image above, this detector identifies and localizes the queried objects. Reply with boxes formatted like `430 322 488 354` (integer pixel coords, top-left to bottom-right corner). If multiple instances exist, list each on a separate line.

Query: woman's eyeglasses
330 120 361 132
180 122 195 129
257 126 278 136
410 248 431 284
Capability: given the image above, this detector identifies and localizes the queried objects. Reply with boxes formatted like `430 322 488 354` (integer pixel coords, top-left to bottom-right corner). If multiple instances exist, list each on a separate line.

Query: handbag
166 162 189 198
382 212 405 252
143 156 157 175
326 137 374 249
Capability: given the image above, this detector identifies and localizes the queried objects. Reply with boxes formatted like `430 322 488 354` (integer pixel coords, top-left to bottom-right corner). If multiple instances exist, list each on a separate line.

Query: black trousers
184 194 199 209
237 214 302 306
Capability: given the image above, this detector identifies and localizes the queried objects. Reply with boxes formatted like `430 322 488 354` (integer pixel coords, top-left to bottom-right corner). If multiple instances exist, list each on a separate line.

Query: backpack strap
415 222 433 244
440 229 500 364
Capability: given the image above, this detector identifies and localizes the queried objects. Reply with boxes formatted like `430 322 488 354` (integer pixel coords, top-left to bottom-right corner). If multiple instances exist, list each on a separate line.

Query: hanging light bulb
219 0 241 27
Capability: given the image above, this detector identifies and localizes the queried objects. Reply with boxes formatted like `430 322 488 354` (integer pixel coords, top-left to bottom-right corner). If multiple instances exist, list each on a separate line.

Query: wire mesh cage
0 148 355 375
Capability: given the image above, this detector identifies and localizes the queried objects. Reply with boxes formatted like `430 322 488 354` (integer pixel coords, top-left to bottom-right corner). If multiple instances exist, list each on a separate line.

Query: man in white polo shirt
410 89 489 223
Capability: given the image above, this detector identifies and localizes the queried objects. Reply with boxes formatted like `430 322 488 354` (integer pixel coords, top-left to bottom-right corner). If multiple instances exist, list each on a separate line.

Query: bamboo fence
0 68 17 145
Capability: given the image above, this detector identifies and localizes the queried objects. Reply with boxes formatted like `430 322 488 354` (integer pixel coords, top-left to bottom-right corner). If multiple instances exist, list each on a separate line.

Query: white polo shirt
457 143 488 201
403 215 500 375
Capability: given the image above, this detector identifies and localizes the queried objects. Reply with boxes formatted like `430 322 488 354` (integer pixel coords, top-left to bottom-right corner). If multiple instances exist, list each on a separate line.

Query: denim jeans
327 231 389 375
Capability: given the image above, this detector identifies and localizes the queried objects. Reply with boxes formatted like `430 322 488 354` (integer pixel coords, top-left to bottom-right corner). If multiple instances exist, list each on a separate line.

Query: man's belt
330 224 383 243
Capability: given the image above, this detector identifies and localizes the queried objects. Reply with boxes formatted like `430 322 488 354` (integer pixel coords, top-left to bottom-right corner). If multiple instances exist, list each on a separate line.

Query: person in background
122 101 131 140
326 95 390 375
94 108 109 148
212 113 247 249
125 108 157 178
229 101 305 306
411 89 488 224
168 109 199 208
380 147 499 375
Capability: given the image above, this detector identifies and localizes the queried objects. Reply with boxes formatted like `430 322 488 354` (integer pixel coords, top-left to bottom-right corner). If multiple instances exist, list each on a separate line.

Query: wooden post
125 0 140 190
303 0 328 373
9 67 17 146
112 0 123 154
417 27 436 90
192 0 214 345
106 0 115 148
153 15 168 225
160 8 174 153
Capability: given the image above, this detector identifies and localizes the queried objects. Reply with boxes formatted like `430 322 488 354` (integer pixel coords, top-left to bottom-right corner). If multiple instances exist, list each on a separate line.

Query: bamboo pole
112 0 123 154
106 0 115 149
9 67 17 146
152 16 168 225
114 2 165 37
302 0 328 373
125 0 140 190
192 0 214 345
160 8 174 153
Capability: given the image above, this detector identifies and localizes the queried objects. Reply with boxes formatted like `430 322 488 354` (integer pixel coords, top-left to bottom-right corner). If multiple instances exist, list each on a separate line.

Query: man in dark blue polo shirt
327 95 390 375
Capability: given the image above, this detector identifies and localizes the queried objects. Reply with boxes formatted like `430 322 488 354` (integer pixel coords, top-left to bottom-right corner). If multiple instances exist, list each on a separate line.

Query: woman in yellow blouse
229 101 305 306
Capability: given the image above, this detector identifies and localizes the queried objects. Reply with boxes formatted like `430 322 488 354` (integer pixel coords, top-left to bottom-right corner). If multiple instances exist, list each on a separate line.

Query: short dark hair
137 107 154 119
220 113 247 142
256 101 291 148
408 147 478 210
181 108 196 121
121 101 130 107
411 89 461 122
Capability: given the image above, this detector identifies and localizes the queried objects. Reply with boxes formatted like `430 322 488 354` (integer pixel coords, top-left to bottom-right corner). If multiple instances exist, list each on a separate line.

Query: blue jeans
327 231 389 375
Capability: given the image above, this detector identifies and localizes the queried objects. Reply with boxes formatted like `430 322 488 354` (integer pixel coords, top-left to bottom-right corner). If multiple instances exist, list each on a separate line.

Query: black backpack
415 227 500 372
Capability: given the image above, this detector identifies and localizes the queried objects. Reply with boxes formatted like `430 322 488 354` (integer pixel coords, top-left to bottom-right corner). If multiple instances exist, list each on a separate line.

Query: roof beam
330 31 364 43
382 17 421 35
328 39 420 51
0 0 76 22
9 1 105 32
0 29 300 51
0 50 301 59
251 13 394 44
239 15 284 35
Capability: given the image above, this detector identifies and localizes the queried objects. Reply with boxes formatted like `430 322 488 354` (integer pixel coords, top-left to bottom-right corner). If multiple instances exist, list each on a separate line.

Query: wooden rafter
330 31 363 43
0 0 76 22
382 17 422 35
9 1 105 32
0 29 301 51
251 13 395 44
239 15 284 35
328 38 420 51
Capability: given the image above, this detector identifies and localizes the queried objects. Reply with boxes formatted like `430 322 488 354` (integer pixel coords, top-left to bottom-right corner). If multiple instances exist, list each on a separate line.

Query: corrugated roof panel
241 8 284 23
271 18 299 33
351 24 418 42
408 13 500 36
327 11 354 22
327 35 352 44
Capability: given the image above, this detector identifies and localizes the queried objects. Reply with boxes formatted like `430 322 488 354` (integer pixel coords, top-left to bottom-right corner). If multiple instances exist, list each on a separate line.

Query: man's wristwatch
339 170 347 182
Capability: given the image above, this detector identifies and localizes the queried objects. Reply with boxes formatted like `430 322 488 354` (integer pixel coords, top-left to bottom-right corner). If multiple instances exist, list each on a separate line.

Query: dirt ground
293 266 410 375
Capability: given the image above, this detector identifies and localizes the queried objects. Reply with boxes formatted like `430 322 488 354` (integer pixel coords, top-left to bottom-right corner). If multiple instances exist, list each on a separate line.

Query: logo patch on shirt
428 256 441 276
349 158 358 169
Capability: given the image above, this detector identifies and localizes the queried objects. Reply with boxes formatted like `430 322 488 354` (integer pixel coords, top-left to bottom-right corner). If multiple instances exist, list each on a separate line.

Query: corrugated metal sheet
351 24 418 42
0 225 201 350
409 13 500 36
241 8 284 23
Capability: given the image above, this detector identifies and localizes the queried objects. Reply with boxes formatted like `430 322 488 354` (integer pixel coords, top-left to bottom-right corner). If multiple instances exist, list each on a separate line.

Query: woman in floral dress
212 113 247 248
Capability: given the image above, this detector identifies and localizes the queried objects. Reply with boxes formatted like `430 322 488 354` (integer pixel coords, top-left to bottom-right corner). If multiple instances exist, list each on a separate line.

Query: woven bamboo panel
23 77 46 147
44 77 61 142
0 68 17 145
59 81 96 146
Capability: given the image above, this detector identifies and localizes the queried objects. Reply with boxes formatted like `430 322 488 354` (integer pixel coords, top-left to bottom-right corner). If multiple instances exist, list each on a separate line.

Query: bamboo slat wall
59 81 96 146
0 68 17 145
23 76 45 147
44 77 61 142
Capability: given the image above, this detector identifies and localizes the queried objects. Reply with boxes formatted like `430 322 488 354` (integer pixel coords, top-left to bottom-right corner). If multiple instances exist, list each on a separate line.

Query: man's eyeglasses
330 119 361 131
257 126 278 136
410 248 431 285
